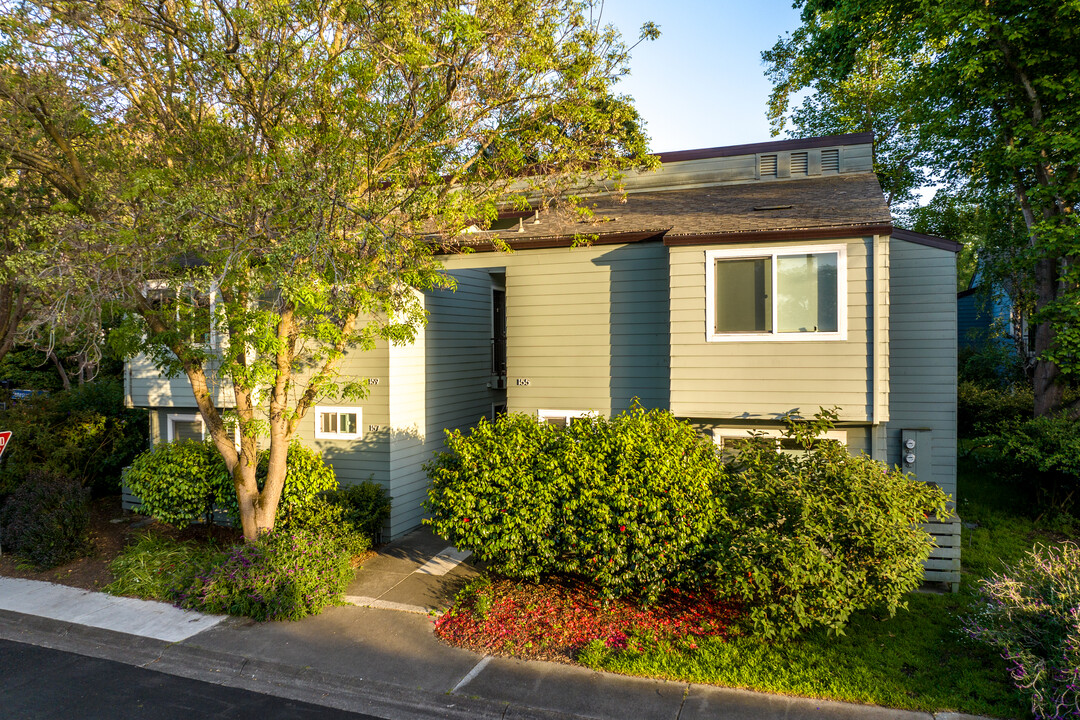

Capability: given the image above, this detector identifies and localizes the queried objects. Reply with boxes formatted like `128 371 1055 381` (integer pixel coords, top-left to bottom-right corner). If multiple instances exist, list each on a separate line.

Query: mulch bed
434 576 741 663
0 495 242 592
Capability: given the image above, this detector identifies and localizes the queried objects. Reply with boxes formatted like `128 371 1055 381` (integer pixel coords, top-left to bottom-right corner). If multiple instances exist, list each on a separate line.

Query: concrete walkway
0 576 223 642
0 529 988 720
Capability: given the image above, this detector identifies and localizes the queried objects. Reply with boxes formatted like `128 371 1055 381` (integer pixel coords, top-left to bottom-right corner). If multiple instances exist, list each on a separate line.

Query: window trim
537 409 598 426
167 413 204 442
705 244 847 342
314 406 363 440
712 427 848 452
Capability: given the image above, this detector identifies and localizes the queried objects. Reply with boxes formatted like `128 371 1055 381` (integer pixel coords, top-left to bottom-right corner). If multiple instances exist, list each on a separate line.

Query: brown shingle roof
447 173 892 251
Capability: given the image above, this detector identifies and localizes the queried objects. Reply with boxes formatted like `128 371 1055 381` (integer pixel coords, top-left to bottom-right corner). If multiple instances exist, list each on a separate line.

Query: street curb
0 609 581 720
0 608 999 720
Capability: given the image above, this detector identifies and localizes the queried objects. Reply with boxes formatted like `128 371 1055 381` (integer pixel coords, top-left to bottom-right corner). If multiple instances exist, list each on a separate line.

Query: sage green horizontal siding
293 340 392 532
885 239 958 502
127 355 233 409
383 269 499 539
441 242 670 419
616 141 874 194
669 237 876 422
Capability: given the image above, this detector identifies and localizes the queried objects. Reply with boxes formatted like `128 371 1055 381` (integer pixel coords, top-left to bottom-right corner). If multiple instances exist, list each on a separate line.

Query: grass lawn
437 455 1079 718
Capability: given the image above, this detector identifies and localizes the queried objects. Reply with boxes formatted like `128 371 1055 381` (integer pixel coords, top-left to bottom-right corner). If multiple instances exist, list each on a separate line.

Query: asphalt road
0 639 386 720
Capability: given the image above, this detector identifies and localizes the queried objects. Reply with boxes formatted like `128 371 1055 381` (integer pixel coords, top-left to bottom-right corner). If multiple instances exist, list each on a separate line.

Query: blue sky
602 0 805 153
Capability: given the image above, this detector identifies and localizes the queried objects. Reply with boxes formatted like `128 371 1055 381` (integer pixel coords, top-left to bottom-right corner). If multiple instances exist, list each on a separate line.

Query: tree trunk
1032 256 1063 416
231 455 262 542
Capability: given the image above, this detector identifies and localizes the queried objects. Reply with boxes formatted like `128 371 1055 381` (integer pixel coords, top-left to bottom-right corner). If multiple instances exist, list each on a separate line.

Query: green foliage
426 406 723 603
974 415 1080 515
429 407 949 635
104 532 225 601
171 528 367 621
769 0 1080 412
579 591 1022 717
0 379 149 497
216 442 339 529
0 470 91 569
125 440 340 531
707 409 951 639
0 0 658 537
965 542 1080 719
321 481 391 542
957 380 1033 438
762 10 931 210
124 440 232 529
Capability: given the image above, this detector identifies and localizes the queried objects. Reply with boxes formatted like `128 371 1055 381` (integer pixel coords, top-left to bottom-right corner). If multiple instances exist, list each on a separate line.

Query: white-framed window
705 244 847 342
315 407 363 440
167 413 204 442
712 427 848 454
537 409 597 429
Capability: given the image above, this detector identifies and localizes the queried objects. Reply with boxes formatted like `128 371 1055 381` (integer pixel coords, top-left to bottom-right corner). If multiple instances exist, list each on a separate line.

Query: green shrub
427 412 567 581
250 442 338 527
105 532 225 600
974 415 1080 515
319 481 391 541
124 440 231 529
958 326 1027 389
707 409 951 639
964 542 1080 719
426 406 723 602
125 439 339 530
171 527 366 621
0 379 148 497
958 380 1033 438
0 470 91 569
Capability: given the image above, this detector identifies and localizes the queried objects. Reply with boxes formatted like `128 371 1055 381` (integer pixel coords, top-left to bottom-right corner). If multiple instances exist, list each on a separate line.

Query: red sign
0 431 11 459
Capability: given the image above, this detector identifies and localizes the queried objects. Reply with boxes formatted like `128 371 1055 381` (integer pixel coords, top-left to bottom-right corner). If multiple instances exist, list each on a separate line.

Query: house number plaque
516 378 530 386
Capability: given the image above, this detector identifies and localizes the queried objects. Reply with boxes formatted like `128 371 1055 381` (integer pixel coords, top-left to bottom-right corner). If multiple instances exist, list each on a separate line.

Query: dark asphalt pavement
0 639 386 720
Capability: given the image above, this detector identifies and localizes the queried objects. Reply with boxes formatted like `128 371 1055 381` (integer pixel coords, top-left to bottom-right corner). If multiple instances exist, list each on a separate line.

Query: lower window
537 410 597 428
712 427 847 455
315 407 363 440
167 414 204 443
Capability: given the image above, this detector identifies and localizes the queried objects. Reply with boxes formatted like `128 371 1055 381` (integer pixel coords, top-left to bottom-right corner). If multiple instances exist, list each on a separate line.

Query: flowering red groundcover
435 577 741 662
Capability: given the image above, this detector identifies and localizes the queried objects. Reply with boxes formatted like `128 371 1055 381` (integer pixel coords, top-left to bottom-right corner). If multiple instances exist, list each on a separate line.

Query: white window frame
314 406 363 440
705 244 848 342
537 409 598 426
166 412 245 445
712 427 848 452
167 413 204 442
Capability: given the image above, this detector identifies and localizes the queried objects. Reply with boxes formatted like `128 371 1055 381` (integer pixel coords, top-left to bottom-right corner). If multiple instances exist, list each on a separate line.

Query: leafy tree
0 0 655 540
763 11 933 210
765 0 1080 416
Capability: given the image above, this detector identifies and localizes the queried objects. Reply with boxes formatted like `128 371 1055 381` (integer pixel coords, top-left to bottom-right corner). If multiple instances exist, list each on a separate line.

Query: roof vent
759 154 777 177
821 148 840 173
791 152 808 175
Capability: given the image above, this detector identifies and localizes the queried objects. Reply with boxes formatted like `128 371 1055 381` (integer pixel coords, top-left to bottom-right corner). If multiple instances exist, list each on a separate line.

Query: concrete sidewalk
0 529 985 720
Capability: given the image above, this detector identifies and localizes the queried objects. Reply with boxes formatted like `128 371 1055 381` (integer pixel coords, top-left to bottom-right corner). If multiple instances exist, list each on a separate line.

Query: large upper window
705 244 847 341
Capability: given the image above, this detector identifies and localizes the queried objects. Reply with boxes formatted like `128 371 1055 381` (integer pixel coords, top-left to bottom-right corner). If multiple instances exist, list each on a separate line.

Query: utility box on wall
902 426 960 591
901 428 933 485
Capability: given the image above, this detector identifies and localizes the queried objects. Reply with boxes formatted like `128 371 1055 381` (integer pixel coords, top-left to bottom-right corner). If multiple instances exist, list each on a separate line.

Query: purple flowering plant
171 527 367 621
964 542 1080 719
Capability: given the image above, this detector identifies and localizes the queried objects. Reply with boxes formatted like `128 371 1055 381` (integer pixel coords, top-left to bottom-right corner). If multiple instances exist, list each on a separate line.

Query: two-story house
126 132 962 589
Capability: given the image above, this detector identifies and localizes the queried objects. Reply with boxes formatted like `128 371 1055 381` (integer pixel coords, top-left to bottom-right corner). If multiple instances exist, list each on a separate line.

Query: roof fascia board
437 230 666 254
664 223 894 246
891 227 963 253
